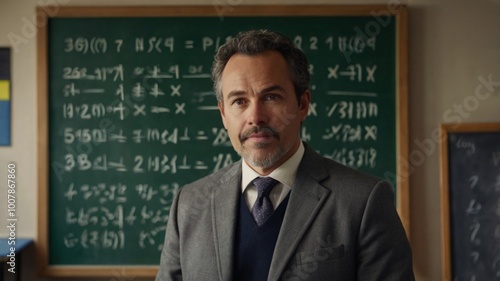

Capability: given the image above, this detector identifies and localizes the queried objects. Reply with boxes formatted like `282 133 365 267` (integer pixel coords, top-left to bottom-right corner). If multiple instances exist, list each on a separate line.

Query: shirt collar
242 142 305 192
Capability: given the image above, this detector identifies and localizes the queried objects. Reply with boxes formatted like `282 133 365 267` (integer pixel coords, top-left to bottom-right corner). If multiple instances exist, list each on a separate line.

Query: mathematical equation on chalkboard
48 23 393 263
62 35 376 55
448 133 500 280
62 182 179 251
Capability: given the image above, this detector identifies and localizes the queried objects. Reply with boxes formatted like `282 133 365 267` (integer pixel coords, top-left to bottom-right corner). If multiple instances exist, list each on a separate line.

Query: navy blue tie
251 177 279 226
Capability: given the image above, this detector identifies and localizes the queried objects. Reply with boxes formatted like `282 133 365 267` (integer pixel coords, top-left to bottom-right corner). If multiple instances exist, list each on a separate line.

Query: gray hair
211 29 310 102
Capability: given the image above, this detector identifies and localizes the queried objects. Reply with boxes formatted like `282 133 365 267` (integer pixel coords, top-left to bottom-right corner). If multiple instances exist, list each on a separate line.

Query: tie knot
252 177 279 197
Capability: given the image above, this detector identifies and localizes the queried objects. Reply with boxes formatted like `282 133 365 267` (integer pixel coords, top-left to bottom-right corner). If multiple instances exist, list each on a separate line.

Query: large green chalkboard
37 5 408 277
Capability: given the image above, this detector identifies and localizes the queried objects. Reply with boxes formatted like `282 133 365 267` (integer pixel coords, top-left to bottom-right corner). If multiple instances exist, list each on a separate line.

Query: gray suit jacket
156 143 414 280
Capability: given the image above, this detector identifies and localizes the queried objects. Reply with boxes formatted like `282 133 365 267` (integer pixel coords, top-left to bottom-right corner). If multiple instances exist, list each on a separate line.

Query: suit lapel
267 146 331 281
211 163 241 281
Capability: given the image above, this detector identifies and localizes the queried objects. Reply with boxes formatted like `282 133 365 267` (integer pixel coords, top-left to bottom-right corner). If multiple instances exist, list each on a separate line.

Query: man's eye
232 99 246 106
265 94 279 101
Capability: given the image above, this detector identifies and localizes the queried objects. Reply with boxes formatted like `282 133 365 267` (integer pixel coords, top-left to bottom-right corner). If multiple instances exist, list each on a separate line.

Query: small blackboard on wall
440 123 500 281
37 5 409 277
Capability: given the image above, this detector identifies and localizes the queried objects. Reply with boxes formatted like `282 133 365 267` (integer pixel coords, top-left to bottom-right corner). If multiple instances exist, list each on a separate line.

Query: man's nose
247 102 269 126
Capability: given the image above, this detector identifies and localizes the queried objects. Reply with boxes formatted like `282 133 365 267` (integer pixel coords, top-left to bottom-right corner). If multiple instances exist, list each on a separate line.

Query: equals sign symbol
185 40 194 49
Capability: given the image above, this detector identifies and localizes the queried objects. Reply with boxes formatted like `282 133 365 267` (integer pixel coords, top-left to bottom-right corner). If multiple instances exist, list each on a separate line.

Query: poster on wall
0 47 11 146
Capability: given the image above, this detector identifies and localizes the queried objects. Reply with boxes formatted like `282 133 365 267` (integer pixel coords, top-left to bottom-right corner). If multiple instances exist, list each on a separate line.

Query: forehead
220 51 292 97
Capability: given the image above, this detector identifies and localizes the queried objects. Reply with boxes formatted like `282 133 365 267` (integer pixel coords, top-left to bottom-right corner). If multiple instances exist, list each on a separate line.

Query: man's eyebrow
260 85 286 94
225 85 286 100
226 90 246 100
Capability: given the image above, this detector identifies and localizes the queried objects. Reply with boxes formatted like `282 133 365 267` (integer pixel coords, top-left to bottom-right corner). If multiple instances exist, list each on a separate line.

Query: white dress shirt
241 142 305 210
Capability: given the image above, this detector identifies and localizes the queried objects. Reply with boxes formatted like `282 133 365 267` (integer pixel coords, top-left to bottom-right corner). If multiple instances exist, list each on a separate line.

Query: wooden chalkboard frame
37 5 409 277
440 122 500 281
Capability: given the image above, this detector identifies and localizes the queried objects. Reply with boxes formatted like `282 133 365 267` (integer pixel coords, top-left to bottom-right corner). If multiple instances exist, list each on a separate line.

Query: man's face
218 50 310 175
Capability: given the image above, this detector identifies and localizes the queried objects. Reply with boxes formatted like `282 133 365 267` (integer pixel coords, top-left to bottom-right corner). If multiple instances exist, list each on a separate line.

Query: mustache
239 126 279 143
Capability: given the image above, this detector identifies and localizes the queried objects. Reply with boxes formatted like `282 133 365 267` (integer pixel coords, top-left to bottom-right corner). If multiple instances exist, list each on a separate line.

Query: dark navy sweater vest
233 193 290 281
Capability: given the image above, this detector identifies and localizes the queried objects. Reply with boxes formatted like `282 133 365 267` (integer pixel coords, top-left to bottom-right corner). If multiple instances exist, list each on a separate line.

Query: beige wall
0 0 499 280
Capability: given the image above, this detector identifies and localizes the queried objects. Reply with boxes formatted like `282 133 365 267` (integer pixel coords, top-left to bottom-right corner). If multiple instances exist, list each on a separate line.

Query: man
156 29 414 281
